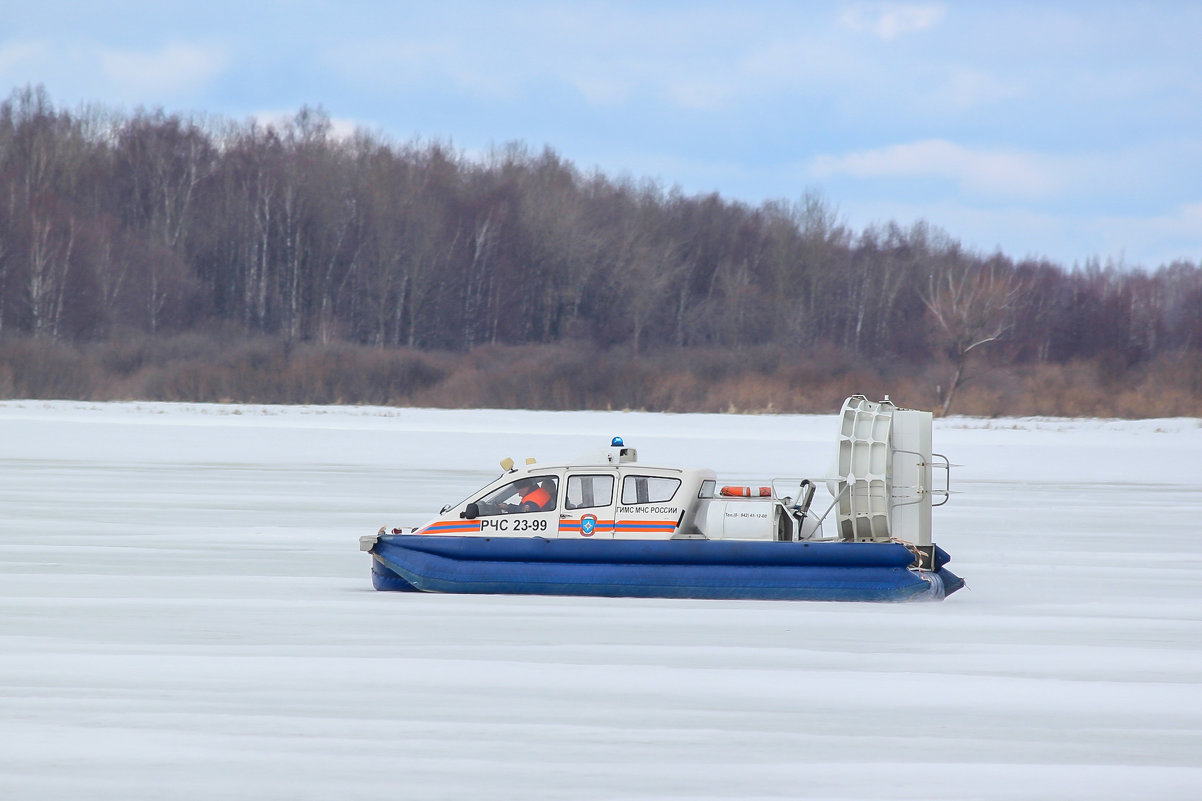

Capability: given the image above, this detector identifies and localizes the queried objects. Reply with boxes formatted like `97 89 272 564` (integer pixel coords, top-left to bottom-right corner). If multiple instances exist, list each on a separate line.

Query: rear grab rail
889 448 952 508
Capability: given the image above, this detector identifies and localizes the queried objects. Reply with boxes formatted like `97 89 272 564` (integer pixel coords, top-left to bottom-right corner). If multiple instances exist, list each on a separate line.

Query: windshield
475 475 559 515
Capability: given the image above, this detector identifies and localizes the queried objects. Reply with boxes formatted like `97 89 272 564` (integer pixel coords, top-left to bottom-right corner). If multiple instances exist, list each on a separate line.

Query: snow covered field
2 401 1200 800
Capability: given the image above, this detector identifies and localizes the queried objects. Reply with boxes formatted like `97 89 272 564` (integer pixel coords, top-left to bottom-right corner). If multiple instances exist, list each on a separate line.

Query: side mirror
461 502 479 520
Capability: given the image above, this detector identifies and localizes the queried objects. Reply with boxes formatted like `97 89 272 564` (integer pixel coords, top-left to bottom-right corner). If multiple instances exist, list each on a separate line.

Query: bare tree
5 85 1202 418
27 203 76 338
923 261 1021 415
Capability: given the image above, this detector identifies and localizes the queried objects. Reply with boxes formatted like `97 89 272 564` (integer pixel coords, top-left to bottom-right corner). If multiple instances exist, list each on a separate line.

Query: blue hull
370 535 964 602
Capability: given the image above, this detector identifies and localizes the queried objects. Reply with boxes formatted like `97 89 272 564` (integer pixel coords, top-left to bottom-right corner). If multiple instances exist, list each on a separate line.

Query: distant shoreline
2 336 1199 419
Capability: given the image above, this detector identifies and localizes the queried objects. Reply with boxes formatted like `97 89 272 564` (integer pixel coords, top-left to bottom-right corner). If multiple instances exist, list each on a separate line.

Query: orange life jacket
521 486 552 510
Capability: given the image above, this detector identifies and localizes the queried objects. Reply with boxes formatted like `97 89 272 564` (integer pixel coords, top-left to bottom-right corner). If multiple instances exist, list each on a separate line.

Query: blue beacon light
611 436 624 447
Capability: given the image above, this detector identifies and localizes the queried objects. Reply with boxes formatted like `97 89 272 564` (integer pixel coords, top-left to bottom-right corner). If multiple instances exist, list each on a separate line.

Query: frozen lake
2 401 1201 800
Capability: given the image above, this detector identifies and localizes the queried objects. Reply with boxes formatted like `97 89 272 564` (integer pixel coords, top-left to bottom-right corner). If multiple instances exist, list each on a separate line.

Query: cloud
1178 202 1202 228
320 7 787 113
931 67 1023 110
661 77 739 112
0 39 48 77
832 196 1202 268
812 140 1064 199
98 43 229 99
569 76 635 107
323 33 532 102
249 109 361 141
1051 202 1202 268
840 2 946 40
1113 201 1202 266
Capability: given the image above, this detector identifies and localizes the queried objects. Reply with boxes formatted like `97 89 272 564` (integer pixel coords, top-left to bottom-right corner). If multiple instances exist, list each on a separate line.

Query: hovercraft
360 396 964 602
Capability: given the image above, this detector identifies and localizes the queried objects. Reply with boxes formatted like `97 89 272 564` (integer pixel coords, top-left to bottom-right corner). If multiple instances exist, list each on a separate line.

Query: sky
2 1 1201 269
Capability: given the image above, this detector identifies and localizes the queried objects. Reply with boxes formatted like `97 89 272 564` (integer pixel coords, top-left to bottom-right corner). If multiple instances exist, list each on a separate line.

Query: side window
476 475 559 515
621 475 681 505
566 475 615 510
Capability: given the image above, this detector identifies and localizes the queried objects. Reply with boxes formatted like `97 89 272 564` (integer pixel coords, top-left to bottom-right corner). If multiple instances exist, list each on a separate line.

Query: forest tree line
1 86 1200 416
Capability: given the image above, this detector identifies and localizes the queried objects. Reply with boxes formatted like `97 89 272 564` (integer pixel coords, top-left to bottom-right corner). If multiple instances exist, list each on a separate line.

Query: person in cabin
516 478 553 512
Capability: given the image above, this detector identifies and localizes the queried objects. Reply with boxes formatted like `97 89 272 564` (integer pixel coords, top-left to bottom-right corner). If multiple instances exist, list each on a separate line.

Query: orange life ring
720 486 772 497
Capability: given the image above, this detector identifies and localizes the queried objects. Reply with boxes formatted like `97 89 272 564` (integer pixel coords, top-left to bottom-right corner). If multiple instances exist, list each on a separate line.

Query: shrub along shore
2 335 1199 418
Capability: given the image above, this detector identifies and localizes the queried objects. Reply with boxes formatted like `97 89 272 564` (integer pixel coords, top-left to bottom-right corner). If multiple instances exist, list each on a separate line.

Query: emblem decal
580 514 597 537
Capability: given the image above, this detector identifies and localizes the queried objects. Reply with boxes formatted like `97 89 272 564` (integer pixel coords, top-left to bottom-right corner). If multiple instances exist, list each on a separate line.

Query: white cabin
402 396 948 551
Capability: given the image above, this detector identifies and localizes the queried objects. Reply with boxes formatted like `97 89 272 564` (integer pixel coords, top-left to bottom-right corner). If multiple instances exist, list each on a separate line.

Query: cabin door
558 473 617 539
613 473 685 539
471 472 563 537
